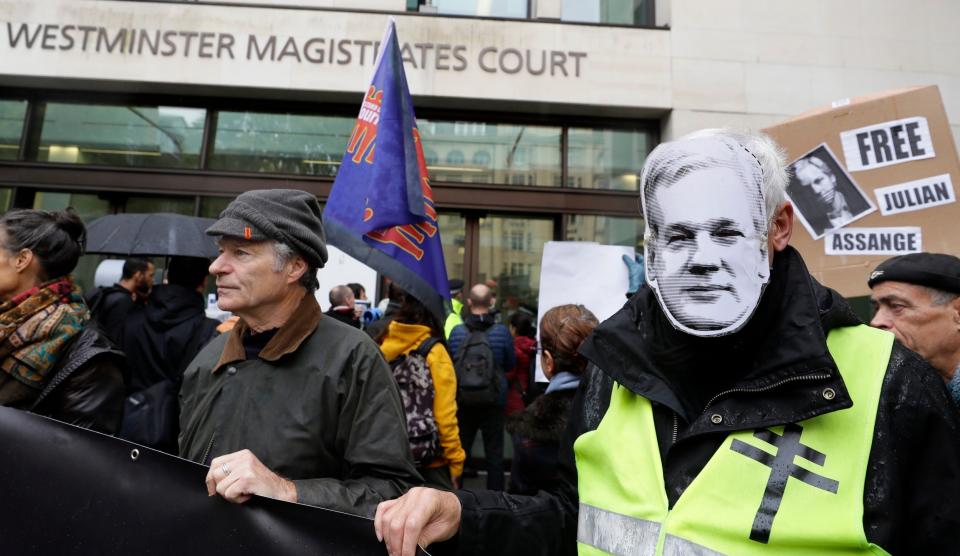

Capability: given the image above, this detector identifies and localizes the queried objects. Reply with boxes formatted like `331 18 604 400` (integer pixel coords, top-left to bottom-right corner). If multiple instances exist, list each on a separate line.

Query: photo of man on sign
786 144 874 239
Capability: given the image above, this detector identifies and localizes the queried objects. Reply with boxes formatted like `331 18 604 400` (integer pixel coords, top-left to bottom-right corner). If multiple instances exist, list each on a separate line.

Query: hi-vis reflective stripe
662 535 725 556
577 504 727 556
577 503 659 554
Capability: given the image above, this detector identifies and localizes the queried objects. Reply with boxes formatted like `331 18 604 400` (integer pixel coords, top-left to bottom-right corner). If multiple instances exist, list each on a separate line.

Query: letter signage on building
0 0 670 110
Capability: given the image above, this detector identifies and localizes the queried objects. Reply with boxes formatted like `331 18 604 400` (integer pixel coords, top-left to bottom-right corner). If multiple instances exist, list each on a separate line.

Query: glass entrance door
478 214 555 316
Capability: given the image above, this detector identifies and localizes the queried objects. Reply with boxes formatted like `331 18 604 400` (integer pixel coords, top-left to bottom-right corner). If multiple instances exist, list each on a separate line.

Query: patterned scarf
0 278 90 389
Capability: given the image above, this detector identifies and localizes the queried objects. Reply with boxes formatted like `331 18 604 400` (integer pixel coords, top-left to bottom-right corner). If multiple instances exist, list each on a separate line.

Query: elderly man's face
209 238 293 314
649 167 768 333
796 161 838 207
870 281 960 379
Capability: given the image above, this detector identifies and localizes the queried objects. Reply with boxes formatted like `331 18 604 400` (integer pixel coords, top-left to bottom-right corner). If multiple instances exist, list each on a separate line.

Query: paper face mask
641 136 770 337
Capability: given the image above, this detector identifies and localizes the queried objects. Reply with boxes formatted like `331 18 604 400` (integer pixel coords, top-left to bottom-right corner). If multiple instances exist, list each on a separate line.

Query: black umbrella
85 213 218 259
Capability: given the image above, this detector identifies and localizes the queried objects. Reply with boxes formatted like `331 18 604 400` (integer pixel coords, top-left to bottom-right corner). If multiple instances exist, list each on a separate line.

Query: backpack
453 328 501 407
389 337 442 466
86 285 127 320
119 316 220 453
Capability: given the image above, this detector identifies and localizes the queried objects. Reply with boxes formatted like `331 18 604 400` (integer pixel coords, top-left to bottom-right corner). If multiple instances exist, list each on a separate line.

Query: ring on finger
220 463 231 477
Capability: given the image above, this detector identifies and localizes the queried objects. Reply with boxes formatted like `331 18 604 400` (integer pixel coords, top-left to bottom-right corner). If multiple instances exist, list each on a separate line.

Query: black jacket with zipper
448 247 960 555
29 322 125 435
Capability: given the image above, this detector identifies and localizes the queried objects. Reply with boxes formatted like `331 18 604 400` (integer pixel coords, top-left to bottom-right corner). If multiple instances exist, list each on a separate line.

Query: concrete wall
661 0 960 148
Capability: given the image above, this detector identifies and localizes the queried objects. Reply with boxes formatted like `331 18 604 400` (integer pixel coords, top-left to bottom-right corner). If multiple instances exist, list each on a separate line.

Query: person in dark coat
120 256 219 452
507 304 597 495
86 257 154 345
0 208 124 434
447 283 516 491
325 284 360 328
373 129 960 556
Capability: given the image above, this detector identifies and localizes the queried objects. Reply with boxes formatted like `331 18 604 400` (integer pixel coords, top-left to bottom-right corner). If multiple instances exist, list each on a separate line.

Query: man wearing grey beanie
178 189 420 516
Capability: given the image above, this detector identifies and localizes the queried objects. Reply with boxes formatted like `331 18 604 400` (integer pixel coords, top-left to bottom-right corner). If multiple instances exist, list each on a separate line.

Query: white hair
677 128 789 224
272 241 295 272
929 287 960 307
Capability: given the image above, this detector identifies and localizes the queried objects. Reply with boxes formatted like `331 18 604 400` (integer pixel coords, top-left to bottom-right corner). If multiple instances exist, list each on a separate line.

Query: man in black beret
178 189 420 516
869 252 960 402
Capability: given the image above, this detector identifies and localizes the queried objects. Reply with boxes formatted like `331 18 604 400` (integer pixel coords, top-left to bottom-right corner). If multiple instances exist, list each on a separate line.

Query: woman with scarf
507 304 598 495
0 208 124 433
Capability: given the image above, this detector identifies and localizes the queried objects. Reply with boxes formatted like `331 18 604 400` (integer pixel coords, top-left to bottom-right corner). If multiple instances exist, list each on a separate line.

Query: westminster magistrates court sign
0 0 671 110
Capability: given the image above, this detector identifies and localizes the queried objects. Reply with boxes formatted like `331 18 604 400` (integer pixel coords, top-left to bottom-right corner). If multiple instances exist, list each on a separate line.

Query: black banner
0 406 426 555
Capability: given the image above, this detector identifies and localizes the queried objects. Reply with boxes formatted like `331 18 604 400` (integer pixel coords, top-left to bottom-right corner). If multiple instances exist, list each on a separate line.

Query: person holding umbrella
0 208 124 433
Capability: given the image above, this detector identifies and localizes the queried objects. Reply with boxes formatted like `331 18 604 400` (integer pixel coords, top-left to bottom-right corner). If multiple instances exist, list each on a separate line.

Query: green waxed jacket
178 293 421 517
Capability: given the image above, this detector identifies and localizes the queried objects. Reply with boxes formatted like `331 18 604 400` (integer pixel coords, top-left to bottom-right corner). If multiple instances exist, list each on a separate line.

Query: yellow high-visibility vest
574 325 893 555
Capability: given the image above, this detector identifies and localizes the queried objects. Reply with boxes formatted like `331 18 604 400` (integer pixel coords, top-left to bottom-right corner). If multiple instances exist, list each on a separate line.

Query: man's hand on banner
205 449 298 504
374 487 461 556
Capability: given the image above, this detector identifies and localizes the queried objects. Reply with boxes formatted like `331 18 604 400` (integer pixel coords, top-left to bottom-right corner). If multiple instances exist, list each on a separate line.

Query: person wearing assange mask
373 129 960 556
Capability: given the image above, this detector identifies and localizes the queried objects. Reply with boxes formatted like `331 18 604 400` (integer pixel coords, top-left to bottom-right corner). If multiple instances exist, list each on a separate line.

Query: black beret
206 189 328 268
867 252 960 294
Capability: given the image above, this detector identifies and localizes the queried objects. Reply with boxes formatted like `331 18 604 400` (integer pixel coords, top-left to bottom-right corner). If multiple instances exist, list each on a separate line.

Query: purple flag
323 18 449 322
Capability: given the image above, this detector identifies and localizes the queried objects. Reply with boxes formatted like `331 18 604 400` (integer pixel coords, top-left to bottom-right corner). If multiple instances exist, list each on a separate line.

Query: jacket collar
379 320 431 361
580 246 861 426
213 292 321 373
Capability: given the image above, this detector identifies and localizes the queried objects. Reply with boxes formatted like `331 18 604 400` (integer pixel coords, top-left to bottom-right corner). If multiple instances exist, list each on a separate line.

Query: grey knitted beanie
206 189 328 268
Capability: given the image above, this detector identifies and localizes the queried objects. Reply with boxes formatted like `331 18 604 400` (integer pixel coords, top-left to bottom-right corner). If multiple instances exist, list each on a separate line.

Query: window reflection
0 100 26 161
418 120 561 187
37 103 205 168
567 127 650 190
478 215 553 315
438 212 467 283
565 214 643 249
199 196 233 219
210 112 354 176
433 0 528 18
562 0 654 26
124 195 195 216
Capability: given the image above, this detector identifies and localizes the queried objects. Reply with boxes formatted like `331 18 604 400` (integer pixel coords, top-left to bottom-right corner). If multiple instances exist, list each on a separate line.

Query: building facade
0 0 957 311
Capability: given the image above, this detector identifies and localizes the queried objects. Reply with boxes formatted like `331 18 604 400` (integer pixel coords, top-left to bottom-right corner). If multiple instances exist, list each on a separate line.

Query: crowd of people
0 128 958 553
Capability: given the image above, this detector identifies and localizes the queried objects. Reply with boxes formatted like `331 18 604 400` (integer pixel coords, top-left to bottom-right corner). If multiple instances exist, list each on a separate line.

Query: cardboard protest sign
0 407 425 556
763 85 960 297
536 241 632 381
